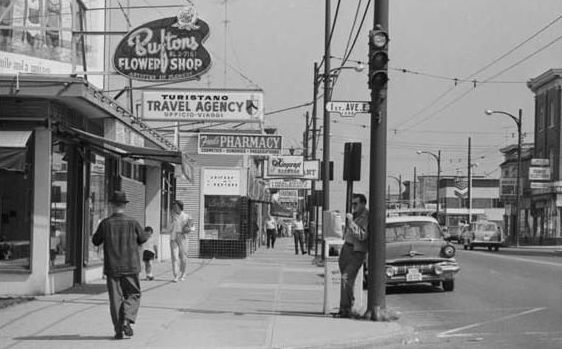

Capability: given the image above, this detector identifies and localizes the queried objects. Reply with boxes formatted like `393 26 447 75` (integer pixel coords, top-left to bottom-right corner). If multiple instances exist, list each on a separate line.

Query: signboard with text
303 160 320 180
142 89 263 122
325 101 370 117
529 167 551 181
198 133 282 155
113 5 211 82
266 156 304 177
267 179 311 190
203 168 242 196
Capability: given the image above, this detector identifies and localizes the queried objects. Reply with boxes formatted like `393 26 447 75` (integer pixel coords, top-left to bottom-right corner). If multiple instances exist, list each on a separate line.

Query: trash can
323 238 363 314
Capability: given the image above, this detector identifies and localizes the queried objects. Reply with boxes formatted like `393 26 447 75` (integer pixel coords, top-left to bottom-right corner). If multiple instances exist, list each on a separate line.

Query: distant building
526 69 562 245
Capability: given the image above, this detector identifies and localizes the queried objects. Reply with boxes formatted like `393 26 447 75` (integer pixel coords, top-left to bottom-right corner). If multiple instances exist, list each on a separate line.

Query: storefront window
50 139 71 268
87 153 107 265
203 196 241 240
0 166 33 269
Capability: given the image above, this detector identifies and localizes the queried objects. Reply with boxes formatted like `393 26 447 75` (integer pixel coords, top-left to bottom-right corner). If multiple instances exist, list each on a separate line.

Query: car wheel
463 244 468 250
469 245 474 250
442 280 454 292
494 246 499 251
488 246 492 251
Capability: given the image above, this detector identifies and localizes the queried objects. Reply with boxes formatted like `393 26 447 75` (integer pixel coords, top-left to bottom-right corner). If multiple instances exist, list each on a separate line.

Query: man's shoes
332 311 351 319
146 275 154 281
114 332 124 340
172 277 179 283
122 320 134 337
179 275 185 281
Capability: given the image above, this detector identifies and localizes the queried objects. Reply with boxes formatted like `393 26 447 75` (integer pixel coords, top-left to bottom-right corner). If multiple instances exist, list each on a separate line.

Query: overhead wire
392 13 562 131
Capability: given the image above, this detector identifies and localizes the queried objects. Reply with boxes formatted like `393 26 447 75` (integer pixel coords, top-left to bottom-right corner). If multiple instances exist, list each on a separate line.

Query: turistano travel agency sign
113 5 211 81
198 133 282 156
141 89 263 122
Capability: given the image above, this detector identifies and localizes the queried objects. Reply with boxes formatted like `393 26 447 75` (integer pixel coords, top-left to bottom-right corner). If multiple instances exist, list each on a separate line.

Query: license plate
406 268 422 282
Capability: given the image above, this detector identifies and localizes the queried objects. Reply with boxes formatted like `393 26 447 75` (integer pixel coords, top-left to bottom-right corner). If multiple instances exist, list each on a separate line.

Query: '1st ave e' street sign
325 101 370 117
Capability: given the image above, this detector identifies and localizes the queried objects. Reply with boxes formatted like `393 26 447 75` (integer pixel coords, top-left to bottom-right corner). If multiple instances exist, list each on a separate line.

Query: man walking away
92 191 149 339
335 193 369 318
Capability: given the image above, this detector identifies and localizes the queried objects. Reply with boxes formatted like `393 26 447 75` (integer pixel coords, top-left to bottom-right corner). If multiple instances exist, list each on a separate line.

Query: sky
107 0 562 212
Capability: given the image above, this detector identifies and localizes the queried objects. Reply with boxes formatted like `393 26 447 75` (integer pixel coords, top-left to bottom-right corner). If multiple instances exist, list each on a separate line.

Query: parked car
382 215 460 291
444 225 466 243
460 221 503 251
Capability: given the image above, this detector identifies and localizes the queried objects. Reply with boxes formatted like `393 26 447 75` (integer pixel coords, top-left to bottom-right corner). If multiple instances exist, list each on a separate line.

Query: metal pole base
363 307 400 321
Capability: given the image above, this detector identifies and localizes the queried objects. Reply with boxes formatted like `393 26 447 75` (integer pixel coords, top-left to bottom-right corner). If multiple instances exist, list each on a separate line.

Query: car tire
463 244 468 250
469 245 474 250
442 280 454 292
488 246 492 251
494 246 499 251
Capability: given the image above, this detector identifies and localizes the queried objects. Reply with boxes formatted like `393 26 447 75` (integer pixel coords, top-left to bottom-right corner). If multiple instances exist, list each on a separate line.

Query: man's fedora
109 190 129 204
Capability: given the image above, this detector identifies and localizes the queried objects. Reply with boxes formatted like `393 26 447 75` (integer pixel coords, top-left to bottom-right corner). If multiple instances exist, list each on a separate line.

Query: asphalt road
384 246 562 349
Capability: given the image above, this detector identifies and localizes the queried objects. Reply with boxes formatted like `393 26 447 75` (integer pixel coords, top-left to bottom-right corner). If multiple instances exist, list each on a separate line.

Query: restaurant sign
198 133 282 155
266 156 304 177
113 5 211 81
141 89 263 122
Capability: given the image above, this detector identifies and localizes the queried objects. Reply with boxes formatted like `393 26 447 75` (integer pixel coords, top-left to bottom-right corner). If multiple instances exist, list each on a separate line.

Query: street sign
325 101 370 117
531 158 550 166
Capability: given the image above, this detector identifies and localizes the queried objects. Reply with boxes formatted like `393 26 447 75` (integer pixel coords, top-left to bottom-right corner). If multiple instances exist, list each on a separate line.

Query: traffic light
368 27 389 90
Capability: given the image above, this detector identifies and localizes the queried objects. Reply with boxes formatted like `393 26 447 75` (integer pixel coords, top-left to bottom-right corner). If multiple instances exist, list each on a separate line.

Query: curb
282 324 415 349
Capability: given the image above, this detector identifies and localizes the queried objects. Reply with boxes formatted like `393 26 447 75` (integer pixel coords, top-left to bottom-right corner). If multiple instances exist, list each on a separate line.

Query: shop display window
203 196 241 240
87 153 107 266
49 139 72 268
0 170 33 270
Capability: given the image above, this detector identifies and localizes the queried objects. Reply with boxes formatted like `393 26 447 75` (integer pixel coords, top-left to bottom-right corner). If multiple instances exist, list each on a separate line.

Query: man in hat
93 191 149 339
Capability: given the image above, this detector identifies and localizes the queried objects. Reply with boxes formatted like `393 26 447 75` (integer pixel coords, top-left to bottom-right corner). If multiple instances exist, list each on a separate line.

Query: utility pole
312 63 319 257
413 167 417 208
366 0 389 321
322 0 332 214
304 112 310 160
468 137 472 223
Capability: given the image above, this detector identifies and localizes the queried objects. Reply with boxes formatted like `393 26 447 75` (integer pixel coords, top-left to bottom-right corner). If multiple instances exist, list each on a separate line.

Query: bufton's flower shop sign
113 5 211 82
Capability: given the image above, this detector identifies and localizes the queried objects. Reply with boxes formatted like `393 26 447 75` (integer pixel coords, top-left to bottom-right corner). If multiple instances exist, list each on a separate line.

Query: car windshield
476 223 497 231
386 221 442 242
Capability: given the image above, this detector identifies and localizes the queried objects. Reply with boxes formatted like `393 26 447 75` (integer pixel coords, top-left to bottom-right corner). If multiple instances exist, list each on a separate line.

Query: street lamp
485 108 522 247
388 175 402 209
417 150 442 221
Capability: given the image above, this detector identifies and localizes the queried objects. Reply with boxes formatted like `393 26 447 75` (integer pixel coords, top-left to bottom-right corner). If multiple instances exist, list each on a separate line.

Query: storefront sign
198 133 282 155
268 179 311 190
141 89 263 122
113 5 211 81
531 158 550 166
529 167 551 181
203 168 242 196
266 156 304 177
499 178 516 196
303 160 320 180
278 190 299 199
530 182 550 189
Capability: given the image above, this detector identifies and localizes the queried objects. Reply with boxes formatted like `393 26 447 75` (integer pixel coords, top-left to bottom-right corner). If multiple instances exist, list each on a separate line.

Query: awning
0 131 32 172
68 127 182 164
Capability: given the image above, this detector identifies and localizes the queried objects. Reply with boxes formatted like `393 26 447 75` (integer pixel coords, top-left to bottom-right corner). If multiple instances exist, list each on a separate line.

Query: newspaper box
323 238 364 314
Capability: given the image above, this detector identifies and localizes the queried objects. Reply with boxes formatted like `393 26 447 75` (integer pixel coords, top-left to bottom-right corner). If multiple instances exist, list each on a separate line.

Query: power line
392 13 562 130
318 0 342 71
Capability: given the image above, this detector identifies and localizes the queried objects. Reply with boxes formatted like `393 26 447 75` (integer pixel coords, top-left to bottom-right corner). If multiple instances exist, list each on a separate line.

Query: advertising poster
0 0 104 86
203 168 242 196
198 133 282 156
142 89 263 122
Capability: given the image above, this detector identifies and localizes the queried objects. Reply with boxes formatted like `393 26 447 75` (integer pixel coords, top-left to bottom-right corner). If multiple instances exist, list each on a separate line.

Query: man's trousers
106 274 141 333
338 243 366 314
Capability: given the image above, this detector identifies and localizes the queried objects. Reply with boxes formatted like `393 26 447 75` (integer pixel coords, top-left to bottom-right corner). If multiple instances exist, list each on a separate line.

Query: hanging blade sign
113 4 211 82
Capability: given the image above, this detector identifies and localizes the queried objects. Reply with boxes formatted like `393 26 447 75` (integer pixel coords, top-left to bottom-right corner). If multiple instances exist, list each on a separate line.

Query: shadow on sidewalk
58 284 107 295
176 307 326 318
13 334 113 341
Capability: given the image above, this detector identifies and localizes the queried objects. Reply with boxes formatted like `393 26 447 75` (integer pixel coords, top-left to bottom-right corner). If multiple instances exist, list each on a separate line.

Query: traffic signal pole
366 0 389 321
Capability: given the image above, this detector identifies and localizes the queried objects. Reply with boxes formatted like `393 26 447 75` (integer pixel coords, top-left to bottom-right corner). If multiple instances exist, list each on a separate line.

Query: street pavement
0 238 408 349
383 242 562 349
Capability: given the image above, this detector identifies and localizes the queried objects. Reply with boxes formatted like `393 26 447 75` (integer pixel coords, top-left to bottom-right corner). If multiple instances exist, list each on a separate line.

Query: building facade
526 69 562 245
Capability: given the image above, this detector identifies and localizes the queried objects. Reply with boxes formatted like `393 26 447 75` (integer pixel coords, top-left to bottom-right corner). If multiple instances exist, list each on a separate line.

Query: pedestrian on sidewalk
165 200 194 282
335 193 369 318
142 226 158 281
265 215 277 248
92 191 149 339
292 214 306 255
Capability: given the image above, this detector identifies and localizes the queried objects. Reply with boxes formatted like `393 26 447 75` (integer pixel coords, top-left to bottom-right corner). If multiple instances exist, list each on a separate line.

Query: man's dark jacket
92 213 148 276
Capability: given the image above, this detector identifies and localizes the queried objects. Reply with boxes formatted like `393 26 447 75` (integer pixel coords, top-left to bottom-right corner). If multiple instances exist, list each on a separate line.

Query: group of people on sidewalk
264 214 314 255
91 188 369 339
92 191 194 340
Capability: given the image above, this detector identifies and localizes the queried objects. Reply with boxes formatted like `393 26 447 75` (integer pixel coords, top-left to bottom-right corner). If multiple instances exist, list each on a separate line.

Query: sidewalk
0 238 409 349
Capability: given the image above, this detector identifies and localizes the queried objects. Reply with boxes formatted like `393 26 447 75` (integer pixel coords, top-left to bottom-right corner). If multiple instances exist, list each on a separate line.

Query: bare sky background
115 0 562 211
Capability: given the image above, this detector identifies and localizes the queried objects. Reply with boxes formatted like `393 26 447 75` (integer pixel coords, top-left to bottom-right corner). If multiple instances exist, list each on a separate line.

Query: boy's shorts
143 250 155 262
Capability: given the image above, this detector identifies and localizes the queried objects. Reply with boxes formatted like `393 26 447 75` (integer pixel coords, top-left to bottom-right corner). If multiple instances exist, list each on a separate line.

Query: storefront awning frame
0 130 33 172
